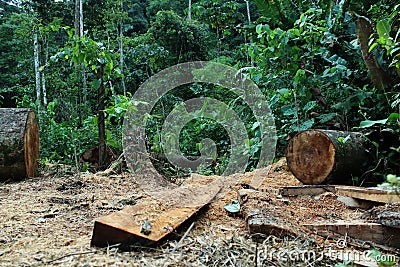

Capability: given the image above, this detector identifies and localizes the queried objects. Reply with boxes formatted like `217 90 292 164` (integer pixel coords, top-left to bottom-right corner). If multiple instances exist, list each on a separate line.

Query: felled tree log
286 129 369 185
0 108 40 180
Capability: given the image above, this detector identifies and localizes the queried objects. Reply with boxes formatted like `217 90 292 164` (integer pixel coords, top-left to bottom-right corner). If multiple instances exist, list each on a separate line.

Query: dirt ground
0 159 399 266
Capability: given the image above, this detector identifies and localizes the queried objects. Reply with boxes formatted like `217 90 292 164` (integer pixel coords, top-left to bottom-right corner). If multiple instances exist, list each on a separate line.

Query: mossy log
0 108 40 180
286 129 369 185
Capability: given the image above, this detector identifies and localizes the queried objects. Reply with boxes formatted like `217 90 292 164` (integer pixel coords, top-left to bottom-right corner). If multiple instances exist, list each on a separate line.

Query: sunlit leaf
359 118 388 128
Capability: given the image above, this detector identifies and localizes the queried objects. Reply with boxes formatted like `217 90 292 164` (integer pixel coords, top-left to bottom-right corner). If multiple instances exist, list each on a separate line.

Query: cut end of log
24 110 40 177
0 108 40 180
286 130 335 184
286 129 368 185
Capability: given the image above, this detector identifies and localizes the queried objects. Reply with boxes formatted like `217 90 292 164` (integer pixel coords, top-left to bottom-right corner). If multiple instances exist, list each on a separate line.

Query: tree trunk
33 30 41 108
118 9 126 96
286 129 369 185
75 0 87 104
97 65 107 170
355 16 392 90
41 36 48 107
188 0 192 20
245 0 254 67
0 108 40 180
74 0 81 36
79 0 83 37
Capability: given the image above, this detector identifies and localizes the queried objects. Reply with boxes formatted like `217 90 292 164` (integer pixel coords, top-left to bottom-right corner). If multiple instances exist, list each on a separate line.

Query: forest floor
0 158 399 267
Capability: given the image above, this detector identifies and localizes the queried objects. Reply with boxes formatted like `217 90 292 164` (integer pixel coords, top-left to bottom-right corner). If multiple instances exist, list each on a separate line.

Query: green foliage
146 0 187 21
104 93 132 151
38 100 97 163
380 174 400 189
149 10 211 64
249 7 340 146
1 0 399 180
0 12 34 107
369 4 400 69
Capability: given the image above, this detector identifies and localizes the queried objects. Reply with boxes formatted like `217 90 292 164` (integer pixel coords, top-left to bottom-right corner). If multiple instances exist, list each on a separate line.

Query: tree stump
286 129 368 185
0 108 40 180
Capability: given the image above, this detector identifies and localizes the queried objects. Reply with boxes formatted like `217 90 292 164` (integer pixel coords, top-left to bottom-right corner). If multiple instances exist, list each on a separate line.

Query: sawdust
0 159 397 266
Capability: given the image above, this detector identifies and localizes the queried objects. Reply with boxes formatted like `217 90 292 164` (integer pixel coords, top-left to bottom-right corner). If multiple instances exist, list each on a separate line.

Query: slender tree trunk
188 0 192 20
79 0 87 103
97 65 107 170
79 0 83 37
245 0 254 67
41 36 48 107
119 1 126 96
41 72 47 106
33 30 41 109
74 0 80 35
75 0 87 105
245 0 251 23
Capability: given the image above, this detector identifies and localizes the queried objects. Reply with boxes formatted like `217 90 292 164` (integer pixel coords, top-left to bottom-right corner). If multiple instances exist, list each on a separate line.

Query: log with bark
286 129 369 185
0 108 40 180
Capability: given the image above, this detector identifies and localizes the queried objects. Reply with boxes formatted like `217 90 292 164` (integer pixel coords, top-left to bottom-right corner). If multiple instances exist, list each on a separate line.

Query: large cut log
286 129 369 185
0 108 40 180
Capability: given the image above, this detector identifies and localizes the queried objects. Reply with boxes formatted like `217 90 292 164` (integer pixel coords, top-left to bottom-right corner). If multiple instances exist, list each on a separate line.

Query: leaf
299 119 314 131
338 135 350 144
196 142 202 151
387 113 400 121
303 101 317 112
368 42 378 53
376 19 391 39
251 121 260 131
318 113 336 123
359 118 388 128
223 200 240 214
92 79 101 90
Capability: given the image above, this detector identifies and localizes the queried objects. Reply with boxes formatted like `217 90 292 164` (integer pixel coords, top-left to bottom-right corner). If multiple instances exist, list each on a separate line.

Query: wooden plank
279 185 336 196
304 221 400 248
91 184 220 247
336 196 380 210
336 186 400 204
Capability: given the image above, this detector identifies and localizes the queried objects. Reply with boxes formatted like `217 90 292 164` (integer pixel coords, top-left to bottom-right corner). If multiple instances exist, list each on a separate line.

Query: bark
79 0 83 37
286 129 369 185
74 0 87 103
33 30 41 108
245 0 254 67
310 86 329 110
97 65 107 170
74 0 81 36
356 16 392 90
395 25 400 77
118 9 126 96
41 36 48 107
188 0 192 20
0 108 40 180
